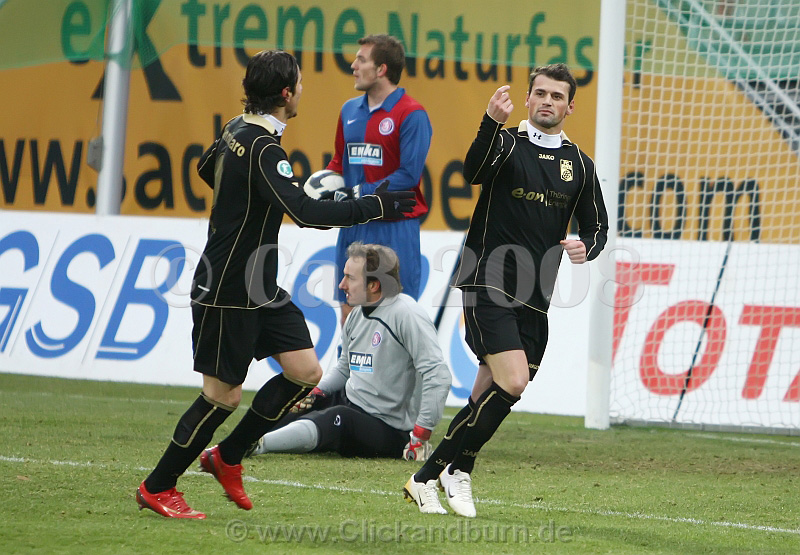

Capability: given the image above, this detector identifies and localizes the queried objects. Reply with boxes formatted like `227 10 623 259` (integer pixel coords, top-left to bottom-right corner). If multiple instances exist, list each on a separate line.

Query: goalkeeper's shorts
300 392 408 458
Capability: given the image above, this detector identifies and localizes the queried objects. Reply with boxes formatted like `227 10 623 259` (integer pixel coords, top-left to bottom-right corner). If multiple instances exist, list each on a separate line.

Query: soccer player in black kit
135 50 415 519
404 64 608 517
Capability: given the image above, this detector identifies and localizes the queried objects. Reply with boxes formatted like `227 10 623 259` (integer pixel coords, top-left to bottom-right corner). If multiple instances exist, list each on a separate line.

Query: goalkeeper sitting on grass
247 242 451 461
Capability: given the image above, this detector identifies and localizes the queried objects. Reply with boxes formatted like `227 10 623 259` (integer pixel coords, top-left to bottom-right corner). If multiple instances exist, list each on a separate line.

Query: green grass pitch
1 372 798 554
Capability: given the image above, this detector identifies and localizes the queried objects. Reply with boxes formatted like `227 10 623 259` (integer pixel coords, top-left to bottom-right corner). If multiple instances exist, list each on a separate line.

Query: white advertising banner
4 213 794 427
0 211 592 416
611 239 800 430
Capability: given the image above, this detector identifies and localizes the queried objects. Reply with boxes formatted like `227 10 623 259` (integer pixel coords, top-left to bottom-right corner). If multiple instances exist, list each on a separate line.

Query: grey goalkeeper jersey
318 293 452 432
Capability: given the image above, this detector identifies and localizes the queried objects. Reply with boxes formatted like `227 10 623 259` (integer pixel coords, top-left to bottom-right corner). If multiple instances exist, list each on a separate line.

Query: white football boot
403 476 448 514
437 464 476 518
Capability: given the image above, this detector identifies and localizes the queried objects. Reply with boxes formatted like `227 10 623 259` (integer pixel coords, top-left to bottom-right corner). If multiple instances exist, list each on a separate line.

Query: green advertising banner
0 0 601 229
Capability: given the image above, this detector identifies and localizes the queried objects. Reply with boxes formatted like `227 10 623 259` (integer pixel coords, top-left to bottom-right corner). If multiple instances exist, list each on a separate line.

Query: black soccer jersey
192 114 387 308
452 113 609 312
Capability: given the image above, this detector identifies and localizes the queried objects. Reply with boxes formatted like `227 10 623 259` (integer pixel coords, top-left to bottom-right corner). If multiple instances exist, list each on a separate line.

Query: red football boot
199 445 253 510
136 481 206 519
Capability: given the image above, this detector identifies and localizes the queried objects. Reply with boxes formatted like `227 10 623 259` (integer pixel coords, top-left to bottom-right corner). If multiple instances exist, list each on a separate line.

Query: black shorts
461 287 549 380
191 296 314 386
279 390 408 458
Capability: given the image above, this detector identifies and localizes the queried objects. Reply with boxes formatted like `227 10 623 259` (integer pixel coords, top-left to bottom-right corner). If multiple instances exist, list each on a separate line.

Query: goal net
610 0 800 431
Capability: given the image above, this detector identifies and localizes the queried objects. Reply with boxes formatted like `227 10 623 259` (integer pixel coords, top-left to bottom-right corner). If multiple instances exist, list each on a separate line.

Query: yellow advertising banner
0 0 601 230
620 73 800 244
619 0 800 244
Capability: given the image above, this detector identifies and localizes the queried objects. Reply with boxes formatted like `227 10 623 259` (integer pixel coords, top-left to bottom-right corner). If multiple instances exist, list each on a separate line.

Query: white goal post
587 0 800 433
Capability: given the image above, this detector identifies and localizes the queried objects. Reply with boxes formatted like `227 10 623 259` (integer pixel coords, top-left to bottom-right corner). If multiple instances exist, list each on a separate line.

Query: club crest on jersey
349 352 374 373
560 159 573 182
277 160 293 178
347 143 383 166
371 331 382 347
378 117 395 135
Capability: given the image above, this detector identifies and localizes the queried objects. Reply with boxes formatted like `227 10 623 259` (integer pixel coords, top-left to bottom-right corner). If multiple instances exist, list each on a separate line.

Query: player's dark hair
358 34 405 85
528 63 577 102
347 241 402 297
242 50 299 114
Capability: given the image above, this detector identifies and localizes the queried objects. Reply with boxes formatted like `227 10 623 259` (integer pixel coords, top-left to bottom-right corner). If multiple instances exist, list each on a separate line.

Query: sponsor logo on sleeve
277 160 294 178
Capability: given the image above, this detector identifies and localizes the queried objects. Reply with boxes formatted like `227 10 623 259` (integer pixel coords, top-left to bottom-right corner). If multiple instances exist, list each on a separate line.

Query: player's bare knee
284 363 322 386
494 372 527 398
203 388 242 409
201 376 243 408
305 365 323 385
505 379 527 398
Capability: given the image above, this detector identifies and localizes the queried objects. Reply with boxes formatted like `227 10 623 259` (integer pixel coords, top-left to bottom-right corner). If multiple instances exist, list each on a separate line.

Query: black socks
414 381 519 482
450 382 519 474
414 398 475 483
217 373 312 466
144 393 233 493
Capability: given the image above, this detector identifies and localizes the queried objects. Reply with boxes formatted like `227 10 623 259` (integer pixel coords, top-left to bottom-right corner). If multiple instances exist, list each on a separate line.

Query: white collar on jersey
255 112 287 136
519 120 569 149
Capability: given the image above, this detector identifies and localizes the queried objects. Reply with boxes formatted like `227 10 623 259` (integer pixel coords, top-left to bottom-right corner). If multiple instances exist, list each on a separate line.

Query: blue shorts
335 218 421 302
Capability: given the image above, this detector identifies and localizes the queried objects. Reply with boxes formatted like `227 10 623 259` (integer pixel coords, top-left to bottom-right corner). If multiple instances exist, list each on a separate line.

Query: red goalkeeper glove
403 425 433 461
291 387 325 414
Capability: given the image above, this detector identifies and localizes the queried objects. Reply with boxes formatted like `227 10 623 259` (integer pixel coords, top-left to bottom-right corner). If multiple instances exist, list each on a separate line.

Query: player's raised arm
463 86 515 185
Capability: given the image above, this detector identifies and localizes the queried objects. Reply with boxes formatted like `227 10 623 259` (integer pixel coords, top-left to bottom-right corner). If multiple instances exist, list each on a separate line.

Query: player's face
525 75 574 133
285 70 303 119
339 256 369 307
351 44 380 92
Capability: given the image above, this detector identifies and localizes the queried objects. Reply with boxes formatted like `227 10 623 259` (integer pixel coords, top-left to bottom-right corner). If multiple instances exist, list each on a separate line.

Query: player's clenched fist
487 85 514 124
560 239 587 264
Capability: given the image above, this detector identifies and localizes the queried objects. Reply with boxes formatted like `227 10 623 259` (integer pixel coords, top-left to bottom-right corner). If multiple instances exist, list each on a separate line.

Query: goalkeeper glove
403 425 433 462
290 386 325 414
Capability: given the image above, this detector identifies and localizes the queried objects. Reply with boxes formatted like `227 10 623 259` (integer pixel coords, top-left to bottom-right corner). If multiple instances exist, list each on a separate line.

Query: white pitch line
0 390 187 406
3 454 799 536
694 433 800 448
0 390 251 411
